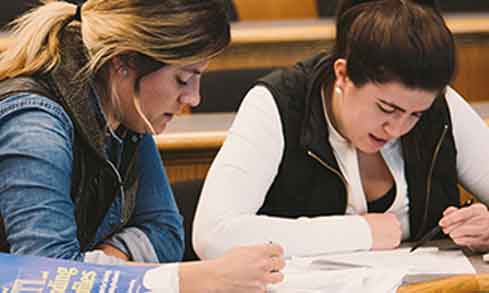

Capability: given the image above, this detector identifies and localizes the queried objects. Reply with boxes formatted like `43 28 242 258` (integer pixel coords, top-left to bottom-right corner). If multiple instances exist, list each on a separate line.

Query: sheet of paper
268 262 406 293
297 247 475 275
268 247 475 293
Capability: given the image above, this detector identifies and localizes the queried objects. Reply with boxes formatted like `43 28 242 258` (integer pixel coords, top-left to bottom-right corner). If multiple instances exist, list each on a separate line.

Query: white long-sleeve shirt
193 86 489 260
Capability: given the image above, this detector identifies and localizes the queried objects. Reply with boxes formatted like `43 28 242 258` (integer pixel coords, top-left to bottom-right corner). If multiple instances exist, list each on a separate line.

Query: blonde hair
0 0 230 79
0 35 12 53
0 0 230 132
0 1 75 78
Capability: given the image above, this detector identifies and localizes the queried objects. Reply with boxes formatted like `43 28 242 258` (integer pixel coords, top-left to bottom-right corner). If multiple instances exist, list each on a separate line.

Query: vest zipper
308 121 448 240
307 150 349 193
415 124 449 240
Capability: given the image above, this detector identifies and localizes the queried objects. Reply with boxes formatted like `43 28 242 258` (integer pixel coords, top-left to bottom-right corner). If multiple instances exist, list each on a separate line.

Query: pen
409 199 473 253
310 259 372 271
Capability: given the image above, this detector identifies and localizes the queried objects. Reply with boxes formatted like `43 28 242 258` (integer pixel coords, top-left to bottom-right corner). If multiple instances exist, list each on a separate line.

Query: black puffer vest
256 53 460 241
0 27 140 251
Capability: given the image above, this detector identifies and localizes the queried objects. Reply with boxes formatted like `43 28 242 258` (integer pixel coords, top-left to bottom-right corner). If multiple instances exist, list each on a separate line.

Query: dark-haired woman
194 0 489 259
0 0 284 291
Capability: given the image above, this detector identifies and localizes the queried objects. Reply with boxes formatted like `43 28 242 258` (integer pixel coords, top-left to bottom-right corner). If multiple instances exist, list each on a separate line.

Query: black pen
409 199 473 253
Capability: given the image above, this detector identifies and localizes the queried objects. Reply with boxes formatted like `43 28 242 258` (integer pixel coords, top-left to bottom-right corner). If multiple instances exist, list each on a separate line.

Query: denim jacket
0 92 184 263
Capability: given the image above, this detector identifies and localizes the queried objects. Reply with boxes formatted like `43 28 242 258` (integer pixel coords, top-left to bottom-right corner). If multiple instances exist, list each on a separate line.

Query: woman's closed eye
377 102 424 120
176 76 189 86
377 102 396 114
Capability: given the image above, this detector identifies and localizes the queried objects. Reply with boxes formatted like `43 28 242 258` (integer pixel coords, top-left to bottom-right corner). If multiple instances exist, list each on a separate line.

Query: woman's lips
162 113 174 123
369 133 388 148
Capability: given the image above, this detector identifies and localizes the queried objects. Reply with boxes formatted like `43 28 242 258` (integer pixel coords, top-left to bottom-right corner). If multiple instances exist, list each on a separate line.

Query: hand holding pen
411 199 489 253
439 199 489 252
410 200 473 253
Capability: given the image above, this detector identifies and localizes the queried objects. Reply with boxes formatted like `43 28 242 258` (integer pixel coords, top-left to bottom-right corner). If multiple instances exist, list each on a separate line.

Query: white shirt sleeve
193 86 372 260
445 87 489 202
84 251 180 293
142 263 180 293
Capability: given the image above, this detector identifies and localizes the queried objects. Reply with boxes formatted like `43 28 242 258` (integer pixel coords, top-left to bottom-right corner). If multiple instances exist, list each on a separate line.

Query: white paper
268 261 406 293
302 247 475 275
268 247 475 293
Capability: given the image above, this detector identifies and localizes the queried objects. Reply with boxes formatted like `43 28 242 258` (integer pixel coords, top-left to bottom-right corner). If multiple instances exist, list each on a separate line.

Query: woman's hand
180 243 285 293
363 213 402 250
440 203 489 252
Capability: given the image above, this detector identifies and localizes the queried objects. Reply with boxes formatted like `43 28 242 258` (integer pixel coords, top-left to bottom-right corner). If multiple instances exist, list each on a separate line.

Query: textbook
0 252 160 292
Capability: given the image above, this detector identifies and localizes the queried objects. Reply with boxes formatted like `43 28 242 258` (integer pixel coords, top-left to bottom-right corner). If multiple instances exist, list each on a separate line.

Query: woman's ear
109 56 130 78
333 58 348 91
110 56 124 71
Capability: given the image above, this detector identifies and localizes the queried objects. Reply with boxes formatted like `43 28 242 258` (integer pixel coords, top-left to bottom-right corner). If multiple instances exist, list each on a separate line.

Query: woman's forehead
361 81 437 110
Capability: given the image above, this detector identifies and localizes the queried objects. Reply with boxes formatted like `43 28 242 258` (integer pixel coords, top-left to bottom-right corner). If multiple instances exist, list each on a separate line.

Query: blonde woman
0 1 284 292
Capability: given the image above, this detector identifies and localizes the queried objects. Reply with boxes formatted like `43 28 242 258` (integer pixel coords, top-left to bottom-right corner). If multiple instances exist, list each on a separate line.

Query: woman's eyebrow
378 98 406 113
182 68 203 75
378 98 431 114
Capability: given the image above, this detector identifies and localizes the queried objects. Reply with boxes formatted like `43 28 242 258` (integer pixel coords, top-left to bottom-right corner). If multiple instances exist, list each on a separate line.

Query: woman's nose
180 80 201 107
181 92 201 107
383 115 411 138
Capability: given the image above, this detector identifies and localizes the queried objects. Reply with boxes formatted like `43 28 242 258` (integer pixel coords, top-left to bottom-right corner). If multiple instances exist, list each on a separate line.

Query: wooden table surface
156 112 234 151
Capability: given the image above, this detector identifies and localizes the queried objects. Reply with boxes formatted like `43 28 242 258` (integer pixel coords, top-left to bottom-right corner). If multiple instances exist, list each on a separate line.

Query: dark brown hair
329 0 455 92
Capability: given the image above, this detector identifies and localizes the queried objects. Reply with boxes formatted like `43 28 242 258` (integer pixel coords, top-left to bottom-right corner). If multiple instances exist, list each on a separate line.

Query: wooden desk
156 113 234 183
156 113 233 151
399 274 489 293
210 14 489 102
157 102 489 183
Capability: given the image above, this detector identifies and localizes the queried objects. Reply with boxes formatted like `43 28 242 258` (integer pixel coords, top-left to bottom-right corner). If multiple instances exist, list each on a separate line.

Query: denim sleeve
0 94 85 261
108 134 184 263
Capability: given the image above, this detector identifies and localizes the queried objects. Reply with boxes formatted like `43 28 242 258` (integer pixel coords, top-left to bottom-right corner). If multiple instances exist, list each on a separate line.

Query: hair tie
73 4 83 22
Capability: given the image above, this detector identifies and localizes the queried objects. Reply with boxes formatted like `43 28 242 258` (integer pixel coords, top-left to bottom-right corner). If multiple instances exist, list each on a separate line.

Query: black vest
256 53 460 241
0 27 140 251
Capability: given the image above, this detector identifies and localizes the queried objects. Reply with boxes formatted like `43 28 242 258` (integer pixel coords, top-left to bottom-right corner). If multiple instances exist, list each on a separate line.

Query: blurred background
2 0 489 28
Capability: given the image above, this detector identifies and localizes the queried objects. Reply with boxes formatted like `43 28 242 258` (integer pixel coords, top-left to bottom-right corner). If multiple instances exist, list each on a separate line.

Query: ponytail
0 1 78 80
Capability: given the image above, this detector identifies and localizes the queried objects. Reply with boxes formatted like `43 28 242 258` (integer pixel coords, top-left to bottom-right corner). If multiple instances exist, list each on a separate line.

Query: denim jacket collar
47 26 109 160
